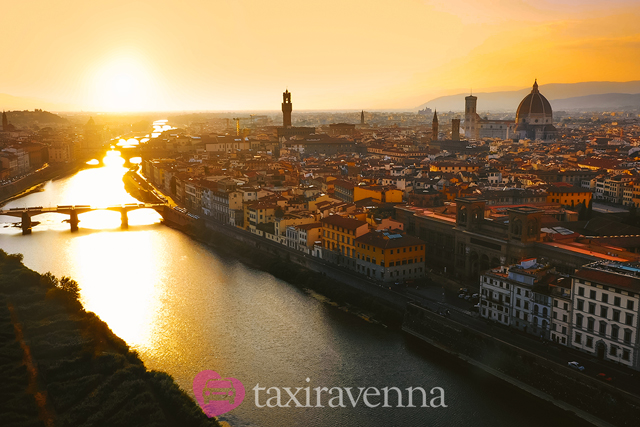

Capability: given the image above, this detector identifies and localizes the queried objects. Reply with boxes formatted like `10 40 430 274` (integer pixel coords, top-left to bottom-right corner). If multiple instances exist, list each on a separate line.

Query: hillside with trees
0 249 219 427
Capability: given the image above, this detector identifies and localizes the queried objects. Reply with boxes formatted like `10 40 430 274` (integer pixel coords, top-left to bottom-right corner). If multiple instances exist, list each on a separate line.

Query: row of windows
324 231 353 245
356 253 423 267
355 243 424 254
577 285 636 310
574 333 631 360
325 224 355 235
575 299 635 325
575 315 634 344
553 300 569 310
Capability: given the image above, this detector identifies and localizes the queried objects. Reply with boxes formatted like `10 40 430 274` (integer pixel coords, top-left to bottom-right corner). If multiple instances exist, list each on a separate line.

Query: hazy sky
1 0 639 112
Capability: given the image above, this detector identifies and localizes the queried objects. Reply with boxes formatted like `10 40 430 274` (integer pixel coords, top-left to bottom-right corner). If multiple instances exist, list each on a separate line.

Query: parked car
458 288 469 294
596 373 612 382
568 361 585 371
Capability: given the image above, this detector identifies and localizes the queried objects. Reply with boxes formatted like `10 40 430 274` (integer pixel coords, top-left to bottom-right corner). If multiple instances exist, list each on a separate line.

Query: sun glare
91 54 156 112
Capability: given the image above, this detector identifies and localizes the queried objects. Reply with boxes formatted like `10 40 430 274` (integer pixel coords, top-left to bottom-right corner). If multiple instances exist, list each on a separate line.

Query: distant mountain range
0 93 75 112
417 81 640 112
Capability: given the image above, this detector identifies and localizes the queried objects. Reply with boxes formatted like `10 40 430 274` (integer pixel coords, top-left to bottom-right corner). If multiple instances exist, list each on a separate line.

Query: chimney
452 118 460 141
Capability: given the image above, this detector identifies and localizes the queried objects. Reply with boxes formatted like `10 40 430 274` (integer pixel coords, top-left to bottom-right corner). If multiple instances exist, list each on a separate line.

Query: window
516 288 521 295
601 294 608 304
614 296 621 307
626 313 634 326
590 290 596 299
610 346 617 356
612 325 619 340
577 299 584 311
578 287 585 297
588 303 596 315
576 314 583 328
622 349 630 361
586 336 593 347
628 300 635 310
574 332 582 344
563 314 567 322
524 302 529 310
624 329 632 344
587 318 594 332
600 306 608 318
599 321 607 336
613 310 620 322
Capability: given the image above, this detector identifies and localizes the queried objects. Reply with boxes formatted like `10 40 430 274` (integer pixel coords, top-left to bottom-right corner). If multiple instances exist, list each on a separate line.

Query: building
464 94 513 140
546 185 592 208
321 215 369 268
328 123 356 136
431 111 438 141
550 278 573 346
286 222 322 253
571 262 640 370
277 89 315 139
282 89 292 128
354 230 425 282
513 81 557 141
480 258 555 339
204 135 250 152
395 197 627 280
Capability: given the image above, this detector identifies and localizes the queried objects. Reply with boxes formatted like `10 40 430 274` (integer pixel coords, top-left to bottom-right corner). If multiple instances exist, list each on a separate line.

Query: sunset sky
1 0 639 112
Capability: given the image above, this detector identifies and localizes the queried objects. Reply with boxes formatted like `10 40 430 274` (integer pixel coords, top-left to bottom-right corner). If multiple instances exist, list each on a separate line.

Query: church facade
463 80 557 142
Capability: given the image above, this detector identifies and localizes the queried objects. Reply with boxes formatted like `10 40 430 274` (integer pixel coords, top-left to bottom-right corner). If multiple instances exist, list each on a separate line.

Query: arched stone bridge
0 203 167 234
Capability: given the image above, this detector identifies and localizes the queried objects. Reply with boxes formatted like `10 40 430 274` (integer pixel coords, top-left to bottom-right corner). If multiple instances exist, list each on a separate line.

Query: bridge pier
121 210 129 229
69 210 79 232
21 212 32 235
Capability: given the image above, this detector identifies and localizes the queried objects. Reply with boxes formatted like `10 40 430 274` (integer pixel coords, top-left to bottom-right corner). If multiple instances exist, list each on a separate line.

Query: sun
90 54 157 112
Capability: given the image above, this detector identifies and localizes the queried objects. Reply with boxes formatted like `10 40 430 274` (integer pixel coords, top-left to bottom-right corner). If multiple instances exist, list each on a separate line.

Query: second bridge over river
0 203 167 234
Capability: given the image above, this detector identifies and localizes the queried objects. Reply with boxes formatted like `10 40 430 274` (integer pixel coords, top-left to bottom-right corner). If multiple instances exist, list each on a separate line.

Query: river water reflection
0 158 592 427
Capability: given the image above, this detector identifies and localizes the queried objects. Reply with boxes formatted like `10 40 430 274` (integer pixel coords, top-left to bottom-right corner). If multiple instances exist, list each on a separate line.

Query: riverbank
0 249 220 427
0 161 86 207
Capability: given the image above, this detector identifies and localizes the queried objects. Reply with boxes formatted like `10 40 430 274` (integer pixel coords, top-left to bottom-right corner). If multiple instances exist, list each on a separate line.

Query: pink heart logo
193 370 245 417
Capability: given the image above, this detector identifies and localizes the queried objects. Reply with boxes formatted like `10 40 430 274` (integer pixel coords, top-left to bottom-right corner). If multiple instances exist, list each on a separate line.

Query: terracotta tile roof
574 268 640 293
321 215 367 229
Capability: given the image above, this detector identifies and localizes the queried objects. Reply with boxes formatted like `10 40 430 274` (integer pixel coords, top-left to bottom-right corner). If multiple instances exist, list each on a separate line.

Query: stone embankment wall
403 303 640 427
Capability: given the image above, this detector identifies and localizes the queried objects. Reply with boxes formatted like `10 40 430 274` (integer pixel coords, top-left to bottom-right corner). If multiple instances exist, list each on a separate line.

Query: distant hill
0 93 75 112
417 81 640 112
5 109 68 128
551 93 640 111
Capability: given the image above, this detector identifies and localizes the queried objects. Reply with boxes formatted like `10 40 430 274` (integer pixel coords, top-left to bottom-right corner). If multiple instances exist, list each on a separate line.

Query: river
0 155 592 427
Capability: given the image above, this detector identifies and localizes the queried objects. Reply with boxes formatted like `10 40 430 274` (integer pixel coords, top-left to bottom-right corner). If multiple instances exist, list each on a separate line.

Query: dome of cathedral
516 80 552 121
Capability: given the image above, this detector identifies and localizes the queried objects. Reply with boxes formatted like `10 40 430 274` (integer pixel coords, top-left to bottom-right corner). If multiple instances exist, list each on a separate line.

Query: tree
59 276 80 300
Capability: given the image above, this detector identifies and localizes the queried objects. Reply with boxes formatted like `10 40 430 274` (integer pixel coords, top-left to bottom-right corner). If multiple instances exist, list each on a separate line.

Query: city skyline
1 0 639 112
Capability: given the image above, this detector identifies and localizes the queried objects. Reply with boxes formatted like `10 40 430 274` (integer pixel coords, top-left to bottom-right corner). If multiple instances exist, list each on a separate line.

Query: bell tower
431 110 439 141
465 94 478 139
282 90 292 128
455 197 486 231
507 207 542 243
